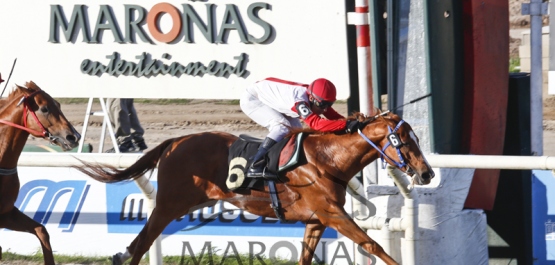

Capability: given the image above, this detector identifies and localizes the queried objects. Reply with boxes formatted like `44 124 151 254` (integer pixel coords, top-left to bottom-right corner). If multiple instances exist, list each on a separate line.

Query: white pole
530 0 543 156
387 166 417 265
523 0 548 155
134 175 162 265
77 98 94 153
347 0 373 115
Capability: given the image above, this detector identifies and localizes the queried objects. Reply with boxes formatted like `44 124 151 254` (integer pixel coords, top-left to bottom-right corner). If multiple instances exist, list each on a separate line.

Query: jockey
240 77 362 179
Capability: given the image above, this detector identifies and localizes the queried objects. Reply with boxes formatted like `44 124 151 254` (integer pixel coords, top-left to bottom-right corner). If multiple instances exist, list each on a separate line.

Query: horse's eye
40 106 48 113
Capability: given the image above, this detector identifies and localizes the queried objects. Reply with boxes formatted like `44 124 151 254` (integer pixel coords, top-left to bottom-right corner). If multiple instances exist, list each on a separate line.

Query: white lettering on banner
16 180 89 232
547 220 555 241
120 193 147 221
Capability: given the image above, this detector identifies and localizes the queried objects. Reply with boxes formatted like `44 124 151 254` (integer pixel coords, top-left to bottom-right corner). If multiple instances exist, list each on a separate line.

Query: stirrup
247 166 265 178
248 167 278 180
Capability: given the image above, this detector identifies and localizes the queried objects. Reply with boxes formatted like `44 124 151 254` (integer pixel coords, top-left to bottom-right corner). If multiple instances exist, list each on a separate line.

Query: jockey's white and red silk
241 78 347 137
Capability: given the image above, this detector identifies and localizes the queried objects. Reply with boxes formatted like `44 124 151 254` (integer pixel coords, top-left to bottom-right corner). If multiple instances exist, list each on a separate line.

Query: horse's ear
15 83 28 92
25 81 40 91
354 112 366 122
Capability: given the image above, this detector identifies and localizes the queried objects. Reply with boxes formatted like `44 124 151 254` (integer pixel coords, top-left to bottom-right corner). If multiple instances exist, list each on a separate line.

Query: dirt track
26 100 273 153
24 99 555 156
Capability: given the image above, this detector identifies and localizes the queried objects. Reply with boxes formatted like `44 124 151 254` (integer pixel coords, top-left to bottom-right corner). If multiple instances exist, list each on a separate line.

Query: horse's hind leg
0 208 55 265
119 207 177 265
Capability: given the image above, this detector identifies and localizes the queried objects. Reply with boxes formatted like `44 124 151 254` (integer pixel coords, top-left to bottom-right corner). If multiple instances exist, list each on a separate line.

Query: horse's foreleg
300 221 326 265
319 206 398 265
0 208 55 265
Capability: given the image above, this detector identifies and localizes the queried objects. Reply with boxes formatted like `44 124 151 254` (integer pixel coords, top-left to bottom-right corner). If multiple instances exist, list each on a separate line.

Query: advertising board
0 1 350 100
1 166 361 264
532 170 555 262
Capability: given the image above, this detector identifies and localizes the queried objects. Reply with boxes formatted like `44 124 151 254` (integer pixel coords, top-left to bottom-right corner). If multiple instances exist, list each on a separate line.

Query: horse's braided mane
286 108 389 137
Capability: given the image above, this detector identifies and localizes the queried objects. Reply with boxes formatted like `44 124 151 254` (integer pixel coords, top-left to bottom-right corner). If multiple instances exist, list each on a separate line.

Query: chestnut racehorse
0 82 80 264
74 111 434 265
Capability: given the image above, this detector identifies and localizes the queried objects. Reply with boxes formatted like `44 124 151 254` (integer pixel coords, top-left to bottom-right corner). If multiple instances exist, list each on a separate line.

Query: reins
0 90 50 138
357 112 408 170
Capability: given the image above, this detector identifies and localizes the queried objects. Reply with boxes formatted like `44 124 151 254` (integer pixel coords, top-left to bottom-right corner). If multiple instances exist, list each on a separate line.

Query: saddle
226 133 306 191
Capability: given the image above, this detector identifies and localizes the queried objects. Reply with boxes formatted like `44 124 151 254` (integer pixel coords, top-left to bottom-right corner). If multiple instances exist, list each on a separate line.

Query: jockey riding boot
247 137 278 179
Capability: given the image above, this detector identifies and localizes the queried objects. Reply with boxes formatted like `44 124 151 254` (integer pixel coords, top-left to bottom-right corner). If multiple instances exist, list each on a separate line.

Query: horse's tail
72 138 175 183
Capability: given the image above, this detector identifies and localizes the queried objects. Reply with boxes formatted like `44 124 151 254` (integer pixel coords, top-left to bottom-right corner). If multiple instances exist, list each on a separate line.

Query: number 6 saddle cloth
226 133 306 191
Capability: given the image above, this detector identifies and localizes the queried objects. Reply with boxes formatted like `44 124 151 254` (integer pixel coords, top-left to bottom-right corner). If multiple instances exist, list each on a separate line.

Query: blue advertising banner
532 170 555 263
106 182 338 238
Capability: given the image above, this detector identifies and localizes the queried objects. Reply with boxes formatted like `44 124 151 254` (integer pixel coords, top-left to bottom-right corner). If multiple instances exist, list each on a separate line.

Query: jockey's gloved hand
345 120 363 133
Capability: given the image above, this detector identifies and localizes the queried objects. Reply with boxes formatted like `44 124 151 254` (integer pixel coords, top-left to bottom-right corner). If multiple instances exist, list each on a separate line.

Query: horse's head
358 111 435 185
14 82 81 151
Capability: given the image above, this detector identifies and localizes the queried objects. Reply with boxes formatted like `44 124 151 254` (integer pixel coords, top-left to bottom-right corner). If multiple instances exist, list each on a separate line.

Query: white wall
0 1 350 99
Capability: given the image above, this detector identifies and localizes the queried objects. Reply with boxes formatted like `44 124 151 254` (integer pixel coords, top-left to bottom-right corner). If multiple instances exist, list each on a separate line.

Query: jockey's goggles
312 99 334 109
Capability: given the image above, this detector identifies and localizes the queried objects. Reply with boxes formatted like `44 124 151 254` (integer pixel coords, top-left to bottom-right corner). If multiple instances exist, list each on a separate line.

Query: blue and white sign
106 182 338 238
532 170 555 262
0 166 356 263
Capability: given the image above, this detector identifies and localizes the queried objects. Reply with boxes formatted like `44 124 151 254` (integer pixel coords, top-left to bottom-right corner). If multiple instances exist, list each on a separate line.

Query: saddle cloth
226 133 305 191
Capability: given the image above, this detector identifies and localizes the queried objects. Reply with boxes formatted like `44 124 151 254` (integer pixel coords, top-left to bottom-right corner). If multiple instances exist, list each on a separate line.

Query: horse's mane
3 81 41 99
0 81 41 110
286 107 390 137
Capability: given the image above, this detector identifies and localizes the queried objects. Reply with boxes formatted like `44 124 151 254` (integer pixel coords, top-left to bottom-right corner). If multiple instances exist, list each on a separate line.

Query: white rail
17 153 555 170
18 152 143 167
425 154 555 170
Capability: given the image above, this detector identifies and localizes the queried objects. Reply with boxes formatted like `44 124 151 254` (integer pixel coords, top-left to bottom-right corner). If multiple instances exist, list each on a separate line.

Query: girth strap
266 180 286 222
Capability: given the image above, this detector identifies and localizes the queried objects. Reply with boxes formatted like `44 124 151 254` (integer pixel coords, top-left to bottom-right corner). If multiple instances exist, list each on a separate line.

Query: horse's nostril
422 172 431 179
66 135 77 143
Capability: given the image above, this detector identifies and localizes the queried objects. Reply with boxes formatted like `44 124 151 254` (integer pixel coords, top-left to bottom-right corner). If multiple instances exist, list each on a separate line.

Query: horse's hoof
111 252 123 265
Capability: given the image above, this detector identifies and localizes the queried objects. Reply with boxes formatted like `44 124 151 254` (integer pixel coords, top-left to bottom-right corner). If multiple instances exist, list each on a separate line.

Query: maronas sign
0 1 350 99
48 3 272 44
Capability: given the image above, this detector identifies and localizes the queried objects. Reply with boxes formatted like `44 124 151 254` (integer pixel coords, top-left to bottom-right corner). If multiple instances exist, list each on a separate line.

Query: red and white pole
348 3 376 264
348 0 373 115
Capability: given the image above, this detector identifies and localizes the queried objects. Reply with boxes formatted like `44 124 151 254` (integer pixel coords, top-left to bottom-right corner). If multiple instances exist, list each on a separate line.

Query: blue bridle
357 119 407 169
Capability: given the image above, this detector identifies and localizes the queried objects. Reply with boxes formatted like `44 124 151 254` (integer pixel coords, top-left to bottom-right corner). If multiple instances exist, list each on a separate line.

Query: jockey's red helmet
307 78 337 103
